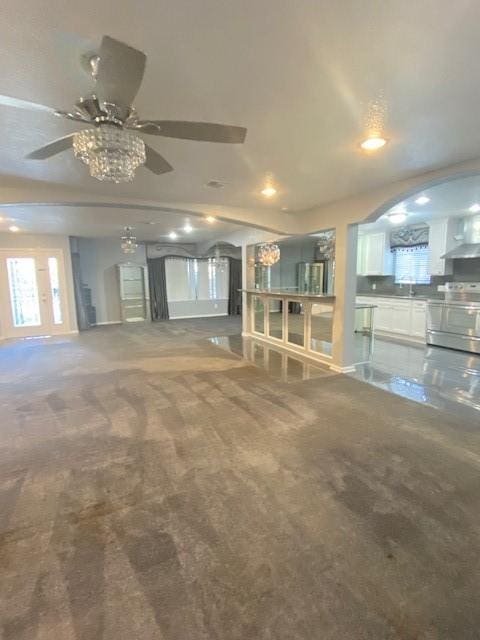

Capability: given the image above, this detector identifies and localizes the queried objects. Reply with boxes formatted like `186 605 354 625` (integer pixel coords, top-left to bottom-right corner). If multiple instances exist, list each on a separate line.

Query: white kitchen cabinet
355 295 426 342
357 235 366 274
390 300 411 335
357 232 393 276
375 299 394 331
410 301 427 338
428 218 456 276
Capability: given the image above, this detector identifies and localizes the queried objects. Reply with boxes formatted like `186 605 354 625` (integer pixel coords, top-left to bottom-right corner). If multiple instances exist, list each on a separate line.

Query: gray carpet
1 318 479 639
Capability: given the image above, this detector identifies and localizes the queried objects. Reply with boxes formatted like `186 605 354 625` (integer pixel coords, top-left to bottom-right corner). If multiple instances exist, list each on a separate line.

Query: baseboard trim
93 321 123 326
329 363 356 373
375 330 426 345
170 313 229 320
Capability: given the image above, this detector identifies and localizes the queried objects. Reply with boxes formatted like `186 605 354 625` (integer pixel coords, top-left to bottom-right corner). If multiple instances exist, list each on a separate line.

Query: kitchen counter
241 289 335 301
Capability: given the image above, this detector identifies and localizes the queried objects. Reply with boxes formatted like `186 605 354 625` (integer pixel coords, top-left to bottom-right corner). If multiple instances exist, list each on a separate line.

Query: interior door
0 250 68 338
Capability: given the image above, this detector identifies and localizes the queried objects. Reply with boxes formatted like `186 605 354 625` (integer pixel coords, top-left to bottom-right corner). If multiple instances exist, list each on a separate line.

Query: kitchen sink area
355 185 480 416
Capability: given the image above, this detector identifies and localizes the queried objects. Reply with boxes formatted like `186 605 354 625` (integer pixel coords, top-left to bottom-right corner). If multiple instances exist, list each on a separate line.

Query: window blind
165 257 229 301
393 246 431 285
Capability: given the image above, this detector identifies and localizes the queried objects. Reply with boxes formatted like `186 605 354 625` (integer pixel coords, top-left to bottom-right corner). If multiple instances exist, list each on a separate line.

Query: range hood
442 243 480 259
441 216 480 259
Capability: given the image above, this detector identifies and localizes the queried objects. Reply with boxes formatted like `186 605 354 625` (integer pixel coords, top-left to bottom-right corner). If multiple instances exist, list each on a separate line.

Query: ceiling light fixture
257 242 281 266
415 196 430 205
360 136 387 151
183 223 193 233
120 226 138 254
261 185 277 197
469 203 480 213
205 216 216 223
169 231 178 240
388 212 407 225
9 225 20 232
73 126 146 183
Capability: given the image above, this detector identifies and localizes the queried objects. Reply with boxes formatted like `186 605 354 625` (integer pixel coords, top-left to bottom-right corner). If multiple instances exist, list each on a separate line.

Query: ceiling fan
0 36 247 183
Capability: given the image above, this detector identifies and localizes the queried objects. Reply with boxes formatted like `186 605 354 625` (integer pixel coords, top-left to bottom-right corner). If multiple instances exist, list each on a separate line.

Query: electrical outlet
372 283 377 290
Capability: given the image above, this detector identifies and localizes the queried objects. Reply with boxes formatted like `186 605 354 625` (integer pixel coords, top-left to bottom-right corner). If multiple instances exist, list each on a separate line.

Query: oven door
441 304 480 338
426 302 444 331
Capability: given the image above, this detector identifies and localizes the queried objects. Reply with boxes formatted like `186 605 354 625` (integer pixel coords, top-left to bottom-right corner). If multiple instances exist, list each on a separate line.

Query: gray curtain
148 257 169 320
71 252 90 331
228 258 242 315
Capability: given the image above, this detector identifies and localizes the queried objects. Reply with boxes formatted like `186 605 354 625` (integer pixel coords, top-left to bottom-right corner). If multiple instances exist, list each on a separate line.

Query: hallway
1 319 480 639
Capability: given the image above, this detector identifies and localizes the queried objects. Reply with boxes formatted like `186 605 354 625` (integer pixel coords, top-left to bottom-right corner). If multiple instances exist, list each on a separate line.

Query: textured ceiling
361 174 480 232
1 0 480 238
0 205 241 242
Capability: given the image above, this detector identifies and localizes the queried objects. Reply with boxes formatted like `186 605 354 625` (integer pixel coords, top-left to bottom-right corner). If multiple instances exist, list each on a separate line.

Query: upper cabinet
428 218 456 276
357 232 393 276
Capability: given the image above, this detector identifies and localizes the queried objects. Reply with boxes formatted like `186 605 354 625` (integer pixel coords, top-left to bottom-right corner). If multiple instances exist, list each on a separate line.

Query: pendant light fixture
121 226 138 254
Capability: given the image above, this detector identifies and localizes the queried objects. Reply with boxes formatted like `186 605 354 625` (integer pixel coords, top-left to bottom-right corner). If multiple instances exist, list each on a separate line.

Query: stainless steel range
427 282 480 354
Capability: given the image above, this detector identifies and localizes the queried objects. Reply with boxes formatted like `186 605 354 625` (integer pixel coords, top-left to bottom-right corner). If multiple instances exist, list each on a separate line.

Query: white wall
75 237 147 325
0 232 77 335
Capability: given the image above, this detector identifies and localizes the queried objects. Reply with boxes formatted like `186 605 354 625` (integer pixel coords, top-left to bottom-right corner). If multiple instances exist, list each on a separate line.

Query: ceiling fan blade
135 120 247 144
26 134 75 160
144 144 174 175
0 94 57 114
95 36 146 108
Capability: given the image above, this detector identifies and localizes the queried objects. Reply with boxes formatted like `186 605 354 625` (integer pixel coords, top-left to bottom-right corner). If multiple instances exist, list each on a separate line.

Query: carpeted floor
1 317 480 639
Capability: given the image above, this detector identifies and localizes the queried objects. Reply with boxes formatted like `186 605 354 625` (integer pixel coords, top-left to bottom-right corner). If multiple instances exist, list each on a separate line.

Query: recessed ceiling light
415 196 430 205
469 203 480 213
205 216 216 223
183 223 193 233
388 212 407 225
9 225 19 232
261 186 277 197
360 137 387 151
281 206 288 211
168 231 178 240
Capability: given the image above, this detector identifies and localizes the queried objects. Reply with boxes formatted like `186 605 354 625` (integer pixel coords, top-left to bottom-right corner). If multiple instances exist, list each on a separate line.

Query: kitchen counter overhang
240 288 336 302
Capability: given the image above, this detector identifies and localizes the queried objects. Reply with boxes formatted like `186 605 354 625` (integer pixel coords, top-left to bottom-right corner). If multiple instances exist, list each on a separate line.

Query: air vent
205 180 225 189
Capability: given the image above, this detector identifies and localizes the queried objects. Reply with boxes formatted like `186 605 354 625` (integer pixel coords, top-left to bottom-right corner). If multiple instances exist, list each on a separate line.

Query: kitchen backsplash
357 275 447 298
357 258 480 297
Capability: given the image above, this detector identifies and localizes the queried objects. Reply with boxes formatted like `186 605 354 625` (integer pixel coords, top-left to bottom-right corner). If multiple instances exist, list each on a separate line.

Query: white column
331 223 358 372
241 244 255 335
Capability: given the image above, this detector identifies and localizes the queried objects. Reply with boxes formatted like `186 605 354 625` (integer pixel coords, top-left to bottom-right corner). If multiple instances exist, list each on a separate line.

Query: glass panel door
0 250 67 338
6 258 42 327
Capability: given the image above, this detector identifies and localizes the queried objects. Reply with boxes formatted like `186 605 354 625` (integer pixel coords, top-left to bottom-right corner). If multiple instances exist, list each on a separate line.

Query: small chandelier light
316 231 335 259
257 242 280 266
121 227 138 254
73 125 146 183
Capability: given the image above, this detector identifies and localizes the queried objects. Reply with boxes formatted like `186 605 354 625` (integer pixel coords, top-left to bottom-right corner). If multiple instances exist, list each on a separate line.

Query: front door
0 249 68 338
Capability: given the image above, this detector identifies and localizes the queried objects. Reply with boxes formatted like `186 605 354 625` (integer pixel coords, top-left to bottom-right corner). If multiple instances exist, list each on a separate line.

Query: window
393 246 431 285
165 257 229 301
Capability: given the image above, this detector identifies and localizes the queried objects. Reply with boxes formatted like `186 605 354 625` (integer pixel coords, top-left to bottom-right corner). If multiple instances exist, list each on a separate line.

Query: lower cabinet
357 296 426 341
410 302 427 338
375 301 393 332
391 301 412 335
